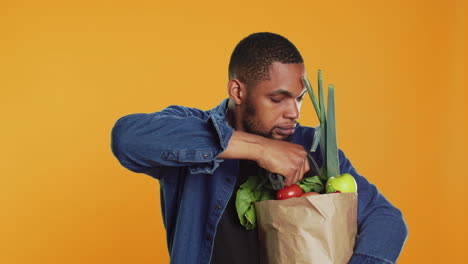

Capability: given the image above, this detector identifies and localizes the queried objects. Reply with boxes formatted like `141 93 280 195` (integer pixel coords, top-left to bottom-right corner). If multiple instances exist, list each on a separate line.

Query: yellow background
1 0 466 263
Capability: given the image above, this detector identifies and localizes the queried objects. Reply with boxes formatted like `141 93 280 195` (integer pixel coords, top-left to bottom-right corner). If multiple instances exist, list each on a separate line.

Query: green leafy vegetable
326 85 339 178
303 71 340 179
318 71 328 177
235 175 274 229
303 73 321 121
310 125 321 152
297 176 324 193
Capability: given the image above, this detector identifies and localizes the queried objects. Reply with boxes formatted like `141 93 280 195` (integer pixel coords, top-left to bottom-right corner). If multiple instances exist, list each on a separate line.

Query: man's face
241 62 306 141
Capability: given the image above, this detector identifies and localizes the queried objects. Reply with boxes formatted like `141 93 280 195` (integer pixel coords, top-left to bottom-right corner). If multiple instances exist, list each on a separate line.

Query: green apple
325 173 357 193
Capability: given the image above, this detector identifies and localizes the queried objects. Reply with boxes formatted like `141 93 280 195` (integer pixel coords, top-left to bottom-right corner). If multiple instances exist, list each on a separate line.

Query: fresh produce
303 71 358 192
236 172 324 229
276 184 303 200
235 70 358 230
296 175 323 193
325 173 357 193
302 192 320 197
235 174 274 229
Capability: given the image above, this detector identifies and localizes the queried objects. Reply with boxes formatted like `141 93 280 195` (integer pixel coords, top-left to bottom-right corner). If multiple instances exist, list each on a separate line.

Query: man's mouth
275 124 297 136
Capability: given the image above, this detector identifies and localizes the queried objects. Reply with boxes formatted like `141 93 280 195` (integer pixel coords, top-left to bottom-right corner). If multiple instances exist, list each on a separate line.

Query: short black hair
228 32 303 88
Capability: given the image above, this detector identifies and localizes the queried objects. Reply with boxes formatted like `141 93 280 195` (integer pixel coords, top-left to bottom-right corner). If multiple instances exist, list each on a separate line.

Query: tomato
276 184 304 200
301 192 319 197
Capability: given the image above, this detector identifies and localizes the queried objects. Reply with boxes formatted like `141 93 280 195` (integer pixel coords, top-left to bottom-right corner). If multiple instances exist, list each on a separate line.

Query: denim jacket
111 98 408 264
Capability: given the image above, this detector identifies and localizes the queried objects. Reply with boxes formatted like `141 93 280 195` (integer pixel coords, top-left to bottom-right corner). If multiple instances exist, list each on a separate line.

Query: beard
242 97 293 142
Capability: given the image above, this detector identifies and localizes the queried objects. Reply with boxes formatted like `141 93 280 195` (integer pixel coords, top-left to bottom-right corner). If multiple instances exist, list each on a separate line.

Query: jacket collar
208 98 230 122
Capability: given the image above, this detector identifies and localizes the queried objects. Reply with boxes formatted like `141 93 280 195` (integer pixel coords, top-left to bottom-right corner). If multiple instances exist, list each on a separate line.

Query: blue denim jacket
111 99 408 264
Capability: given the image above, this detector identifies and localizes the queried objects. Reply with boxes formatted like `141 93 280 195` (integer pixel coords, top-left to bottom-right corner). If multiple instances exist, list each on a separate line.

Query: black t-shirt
210 160 261 264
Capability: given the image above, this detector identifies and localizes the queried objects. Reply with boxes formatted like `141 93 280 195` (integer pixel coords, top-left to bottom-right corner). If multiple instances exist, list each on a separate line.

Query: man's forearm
218 130 310 186
218 131 264 162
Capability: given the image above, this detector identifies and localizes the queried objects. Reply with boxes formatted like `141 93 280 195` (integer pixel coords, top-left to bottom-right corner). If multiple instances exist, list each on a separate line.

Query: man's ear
227 79 246 105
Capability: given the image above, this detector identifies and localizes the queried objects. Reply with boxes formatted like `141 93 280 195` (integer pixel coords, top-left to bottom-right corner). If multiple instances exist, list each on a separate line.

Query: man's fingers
297 156 305 183
258 140 311 187
301 156 309 180
287 166 298 186
285 169 295 186
288 152 309 186
305 156 311 174
295 155 309 184
303 156 308 179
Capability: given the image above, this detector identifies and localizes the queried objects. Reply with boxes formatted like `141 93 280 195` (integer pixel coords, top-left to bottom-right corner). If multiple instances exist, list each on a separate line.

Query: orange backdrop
1 0 466 263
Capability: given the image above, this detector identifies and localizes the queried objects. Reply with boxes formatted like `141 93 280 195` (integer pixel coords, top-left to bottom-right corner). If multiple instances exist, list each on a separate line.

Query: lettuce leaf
297 176 324 193
235 175 274 229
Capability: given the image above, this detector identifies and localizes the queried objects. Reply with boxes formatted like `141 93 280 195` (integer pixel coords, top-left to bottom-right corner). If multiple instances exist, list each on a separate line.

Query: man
111 32 408 264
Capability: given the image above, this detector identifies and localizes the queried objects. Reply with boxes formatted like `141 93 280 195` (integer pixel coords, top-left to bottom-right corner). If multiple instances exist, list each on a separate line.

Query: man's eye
296 96 304 102
271 98 283 103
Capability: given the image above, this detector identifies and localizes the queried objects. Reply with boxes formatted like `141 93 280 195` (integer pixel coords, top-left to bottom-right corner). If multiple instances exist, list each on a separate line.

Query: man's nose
284 101 300 120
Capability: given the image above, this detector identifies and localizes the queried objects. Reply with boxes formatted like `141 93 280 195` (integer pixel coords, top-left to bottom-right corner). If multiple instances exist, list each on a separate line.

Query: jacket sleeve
110 105 234 177
338 150 408 264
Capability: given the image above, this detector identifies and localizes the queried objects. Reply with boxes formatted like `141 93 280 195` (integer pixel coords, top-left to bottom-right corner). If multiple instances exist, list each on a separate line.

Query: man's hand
255 138 310 186
219 131 310 186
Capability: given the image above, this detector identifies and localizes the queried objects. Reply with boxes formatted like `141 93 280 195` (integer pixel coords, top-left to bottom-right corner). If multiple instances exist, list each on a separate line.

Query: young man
111 32 408 264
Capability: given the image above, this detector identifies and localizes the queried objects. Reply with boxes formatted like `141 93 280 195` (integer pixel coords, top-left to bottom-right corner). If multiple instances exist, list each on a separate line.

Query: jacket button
206 235 212 241
215 204 221 210
203 153 209 158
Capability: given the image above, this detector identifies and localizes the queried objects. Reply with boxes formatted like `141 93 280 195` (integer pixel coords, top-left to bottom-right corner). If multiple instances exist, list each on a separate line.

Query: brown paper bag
254 192 358 264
